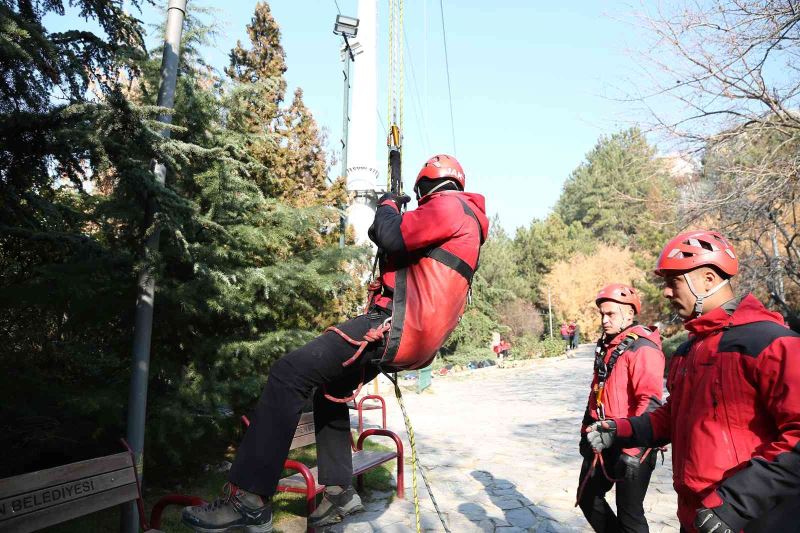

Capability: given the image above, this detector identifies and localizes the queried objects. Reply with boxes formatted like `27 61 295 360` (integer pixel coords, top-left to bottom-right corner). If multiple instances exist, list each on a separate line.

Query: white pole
346 0 380 245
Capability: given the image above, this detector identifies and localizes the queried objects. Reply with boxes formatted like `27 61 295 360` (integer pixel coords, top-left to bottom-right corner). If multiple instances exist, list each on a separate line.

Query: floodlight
334 15 359 37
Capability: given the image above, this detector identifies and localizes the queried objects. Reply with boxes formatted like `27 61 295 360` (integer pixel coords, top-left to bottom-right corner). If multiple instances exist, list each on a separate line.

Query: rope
386 0 404 189
389 374 451 533
575 452 620 507
321 321 391 403
575 448 656 507
439 0 456 154
398 0 404 174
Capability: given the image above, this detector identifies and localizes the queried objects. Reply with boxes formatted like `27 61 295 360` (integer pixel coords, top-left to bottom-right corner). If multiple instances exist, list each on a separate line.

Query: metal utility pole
334 15 359 248
123 1 186 531
548 287 553 338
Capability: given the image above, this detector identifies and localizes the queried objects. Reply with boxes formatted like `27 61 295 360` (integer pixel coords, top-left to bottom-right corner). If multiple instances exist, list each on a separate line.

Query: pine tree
555 128 676 255
272 88 348 208
0 1 364 480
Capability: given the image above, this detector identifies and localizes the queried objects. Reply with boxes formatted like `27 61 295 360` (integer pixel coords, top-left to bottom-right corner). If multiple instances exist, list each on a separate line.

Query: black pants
577 447 656 533
228 309 389 497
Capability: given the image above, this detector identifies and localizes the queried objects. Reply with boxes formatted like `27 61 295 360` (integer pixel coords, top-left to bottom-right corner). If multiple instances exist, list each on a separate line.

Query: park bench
241 397 404 529
0 440 204 533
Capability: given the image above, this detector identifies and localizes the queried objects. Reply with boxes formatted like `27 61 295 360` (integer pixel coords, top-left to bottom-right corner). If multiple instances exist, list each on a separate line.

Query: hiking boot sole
307 501 365 528
183 520 273 533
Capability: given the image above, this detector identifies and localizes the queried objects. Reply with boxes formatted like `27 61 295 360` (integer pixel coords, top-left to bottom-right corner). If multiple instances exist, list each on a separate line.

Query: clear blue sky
49 1 665 234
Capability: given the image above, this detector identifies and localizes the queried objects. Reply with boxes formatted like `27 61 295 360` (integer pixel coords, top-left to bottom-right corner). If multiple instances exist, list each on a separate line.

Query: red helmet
595 284 642 315
415 154 465 190
655 230 738 277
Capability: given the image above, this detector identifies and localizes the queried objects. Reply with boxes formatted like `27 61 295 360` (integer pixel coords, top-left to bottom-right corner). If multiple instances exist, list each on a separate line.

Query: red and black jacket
367 190 489 310
614 295 800 532
582 325 665 457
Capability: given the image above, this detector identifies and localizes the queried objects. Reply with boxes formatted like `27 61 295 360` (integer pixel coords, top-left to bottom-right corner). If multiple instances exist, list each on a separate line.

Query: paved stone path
284 346 680 532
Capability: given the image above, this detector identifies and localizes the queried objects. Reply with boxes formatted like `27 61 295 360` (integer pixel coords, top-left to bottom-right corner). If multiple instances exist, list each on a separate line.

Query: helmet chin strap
415 179 458 200
683 273 730 317
605 303 634 337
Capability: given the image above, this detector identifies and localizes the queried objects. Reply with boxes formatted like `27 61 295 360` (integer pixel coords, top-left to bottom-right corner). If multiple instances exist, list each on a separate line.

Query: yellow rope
393 378 451 533
386 0 405 190
387 0 396 188
398 0 404 174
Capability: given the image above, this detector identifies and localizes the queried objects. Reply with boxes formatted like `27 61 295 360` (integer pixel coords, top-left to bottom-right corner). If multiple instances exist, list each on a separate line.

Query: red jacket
368 190 488 310
615 295 800 532
583 325 665 457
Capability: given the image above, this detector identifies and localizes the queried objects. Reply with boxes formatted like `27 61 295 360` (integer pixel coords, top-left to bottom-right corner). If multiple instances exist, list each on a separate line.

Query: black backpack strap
456 198 485 274
425 247 475 284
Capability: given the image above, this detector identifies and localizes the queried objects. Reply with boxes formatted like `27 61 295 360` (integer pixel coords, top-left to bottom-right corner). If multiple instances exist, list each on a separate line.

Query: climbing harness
593 331 640 420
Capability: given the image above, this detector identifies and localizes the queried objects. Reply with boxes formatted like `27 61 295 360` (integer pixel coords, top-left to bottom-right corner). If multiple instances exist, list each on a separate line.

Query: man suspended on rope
577 283 665 533
181 154 488 532
586 230 800 533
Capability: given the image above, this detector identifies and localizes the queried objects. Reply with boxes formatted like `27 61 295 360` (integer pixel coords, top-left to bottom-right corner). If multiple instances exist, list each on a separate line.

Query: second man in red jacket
578 283 665 532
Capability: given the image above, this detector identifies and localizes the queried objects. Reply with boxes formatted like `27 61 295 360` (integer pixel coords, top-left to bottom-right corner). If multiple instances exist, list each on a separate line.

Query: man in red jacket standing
578 283 665 532
181 154 488 532
587 230 800 533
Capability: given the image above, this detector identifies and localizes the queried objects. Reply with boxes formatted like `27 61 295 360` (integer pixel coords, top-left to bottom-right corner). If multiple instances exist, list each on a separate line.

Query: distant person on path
561 322 571 350
569 320 579 349
572 322 581 348
587 230 800 533
494 337 511 365
578 283 664 533
181 155 488 532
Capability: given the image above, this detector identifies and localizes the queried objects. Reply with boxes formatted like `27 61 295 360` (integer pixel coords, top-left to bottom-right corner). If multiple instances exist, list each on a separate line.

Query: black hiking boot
307 485 364 528
181 483 272 532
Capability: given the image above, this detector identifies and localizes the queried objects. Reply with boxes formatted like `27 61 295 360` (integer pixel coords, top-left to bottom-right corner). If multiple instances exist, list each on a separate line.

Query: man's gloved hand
378 192 411 211
615 453 641 481
585 420 617 452
694 508 733 533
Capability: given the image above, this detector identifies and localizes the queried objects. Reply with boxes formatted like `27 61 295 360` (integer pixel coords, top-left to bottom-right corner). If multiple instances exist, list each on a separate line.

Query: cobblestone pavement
281 345 679 532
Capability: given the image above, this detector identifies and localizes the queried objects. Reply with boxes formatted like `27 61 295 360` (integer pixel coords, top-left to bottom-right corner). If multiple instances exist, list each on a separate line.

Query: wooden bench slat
352 450 398 475
276 450 397 490
0 483 138 533
0 467 136 523
0 452 133 499
289 412 315 451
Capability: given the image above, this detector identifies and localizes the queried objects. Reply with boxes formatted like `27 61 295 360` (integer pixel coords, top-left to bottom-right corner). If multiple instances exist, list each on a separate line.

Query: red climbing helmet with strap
595 283 641 315
655 230 738 277
415 154 466 190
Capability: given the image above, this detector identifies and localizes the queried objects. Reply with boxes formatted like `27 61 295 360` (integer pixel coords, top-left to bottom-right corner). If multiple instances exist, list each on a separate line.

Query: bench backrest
0 452 139 533
289 412 316 450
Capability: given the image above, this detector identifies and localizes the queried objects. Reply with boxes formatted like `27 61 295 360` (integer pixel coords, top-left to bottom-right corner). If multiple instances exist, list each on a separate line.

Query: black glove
694 508 734 533
378 192 411 212
615 453 641 481
586 420 617 452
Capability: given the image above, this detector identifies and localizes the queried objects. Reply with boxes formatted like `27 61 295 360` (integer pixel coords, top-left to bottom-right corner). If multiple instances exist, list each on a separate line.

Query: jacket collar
684 293 784 336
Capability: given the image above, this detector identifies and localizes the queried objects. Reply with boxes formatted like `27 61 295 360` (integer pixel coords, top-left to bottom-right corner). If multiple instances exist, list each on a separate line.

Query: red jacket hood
605 323 663 351
422 191 489 242
684 293 784 336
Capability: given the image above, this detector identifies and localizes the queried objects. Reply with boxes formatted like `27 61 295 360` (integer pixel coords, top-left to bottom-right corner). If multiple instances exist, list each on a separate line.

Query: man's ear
702 267 719 291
